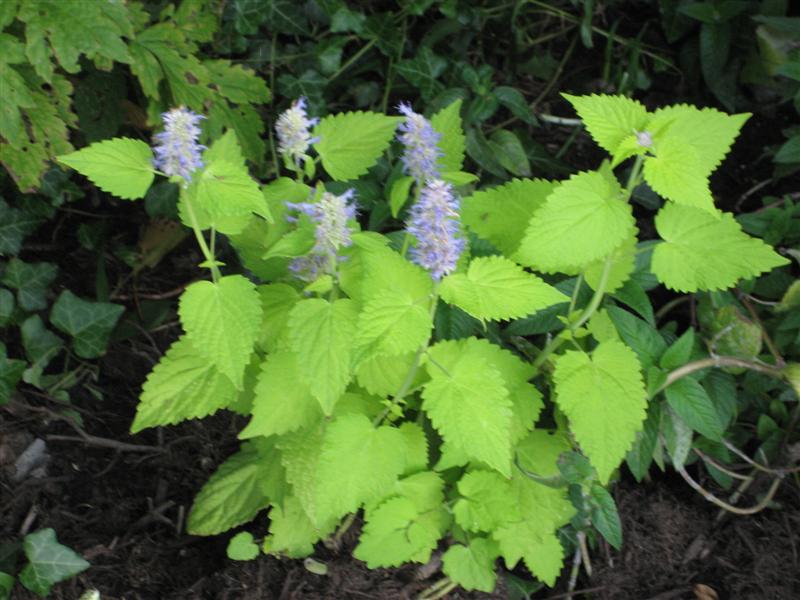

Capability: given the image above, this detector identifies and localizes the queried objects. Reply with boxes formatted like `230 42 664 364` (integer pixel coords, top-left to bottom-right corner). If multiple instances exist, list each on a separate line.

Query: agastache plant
406 179 465 280
59 94 793 598
152 107 205 184
275 97 319 167
397 102 443 184
287 189 357 281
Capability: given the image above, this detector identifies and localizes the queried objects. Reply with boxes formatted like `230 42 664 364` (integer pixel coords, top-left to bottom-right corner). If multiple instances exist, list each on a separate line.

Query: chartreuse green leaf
562 94 649 156
188 439 284 536
651 204 789 292
239 352 323 439
313 111 400 181
266 495 337 558
644 105 750 212
315 415 407 524
584 234 638 293
256 284 299 353
430 99 465 172
440 255 567 321
49 291 124 358
664 377 724 441
461 178 556 257
358 238 433 303
131 337 238 433
58 138 154 200
355 351 417 398
398 423 428 474
516 171 635 273
19 529 89 597
423 342 512 476
203 130 246 166
354 290 432 363
289 298 358 415
227 532 259 561
277 426 325 522
454 470 518 532
179 275 262 390
554 340 647 483
443 538 499 593
194 159 269 221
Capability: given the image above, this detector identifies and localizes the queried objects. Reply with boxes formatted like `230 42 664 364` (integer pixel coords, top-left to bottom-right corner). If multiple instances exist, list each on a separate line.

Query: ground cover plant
2 1 799 598
53 87 797 596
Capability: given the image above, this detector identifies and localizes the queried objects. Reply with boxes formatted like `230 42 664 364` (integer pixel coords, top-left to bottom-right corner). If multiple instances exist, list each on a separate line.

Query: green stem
568 273 583 315
654 356 785 397
183 193 221 282
625 154 645 196
329 39 377 82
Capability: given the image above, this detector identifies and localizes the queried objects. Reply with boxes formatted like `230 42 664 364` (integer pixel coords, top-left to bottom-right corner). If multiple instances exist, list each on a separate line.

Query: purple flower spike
397 102 443 185
276 97 319 165
406 179 465 280
152 107 206 183
286 189 357 281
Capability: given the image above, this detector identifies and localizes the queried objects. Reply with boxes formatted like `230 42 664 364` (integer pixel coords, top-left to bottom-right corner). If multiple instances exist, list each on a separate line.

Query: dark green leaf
626 400 661 481
606 306 666 370
775 136 800 164
19 529 89 597
395 47 447 100
0 200 42 256
1 259 58 312
0 289 14 327
21 315 63 366
589 484 622 549
0 353 26 406
557 452 594 484
662 406 693 468
465 128 506 177
488 130 530 177
50 291 124 359
665 377 723 440
493 86 536 124
660 328 695 370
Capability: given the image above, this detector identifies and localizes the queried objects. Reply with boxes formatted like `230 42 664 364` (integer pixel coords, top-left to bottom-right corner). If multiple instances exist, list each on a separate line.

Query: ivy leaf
554 340 647 483
239 352 323 439
131 337 239 433
0 199 42 255
462 178 557 257
664 377 724 441
57 138 155 200
354 496 443 568
516 171 635 273
21 315 63 366
226 532 259 561
289 298 358 415
395 46 447 100
440 256 567 322
651 204 789 292
589 484 622 550
562 94 649 156
430 99 465 172
354 290 432 362
442 538 499 593
422 346 512 476
187 440 284 535
313 111 400 181
315 415 407 524
179 275 262 390
0 353 26 406
49 291 123 359
1 259 58 311
19 529 89 597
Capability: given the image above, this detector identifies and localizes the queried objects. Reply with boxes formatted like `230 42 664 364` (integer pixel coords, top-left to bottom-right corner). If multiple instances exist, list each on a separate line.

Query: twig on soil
19 504 38 536
46 433 164 454
544 586 606 600
565 546 581 600
720 439 800 476
676 465 783 515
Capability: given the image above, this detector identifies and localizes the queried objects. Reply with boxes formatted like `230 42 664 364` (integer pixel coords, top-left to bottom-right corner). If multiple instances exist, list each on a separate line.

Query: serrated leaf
239 352 323 439
267 495 336 558
462 178 556 257
454 470 518 532
187 440 284 535
422 346 512 475
314 111 400 181
651 203 789 292
430 99 465 172
554 340 647 483
193 159 269 221
442 538 498 593
494 525 563 587
354 290 432 362
358 241 433 303
315 415 407 524
19 529 89 597
355 351 417 398
584 234 638 294
589 484 622 549
179 275 262 389
354 496 442 568
516 171 635 273
256 283 300 353
58 138 154 200
227 532 259 561
289 298 358 415
606 306 667 370
395 46 447 99
563 94 649 156
664 377 724 441
440 255 567 322
131 337 239 433
49 291 123 358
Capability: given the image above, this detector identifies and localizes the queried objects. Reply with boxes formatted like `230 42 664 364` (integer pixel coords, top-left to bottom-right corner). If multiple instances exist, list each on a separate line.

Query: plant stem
654 357 784 397
183 193 221 282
